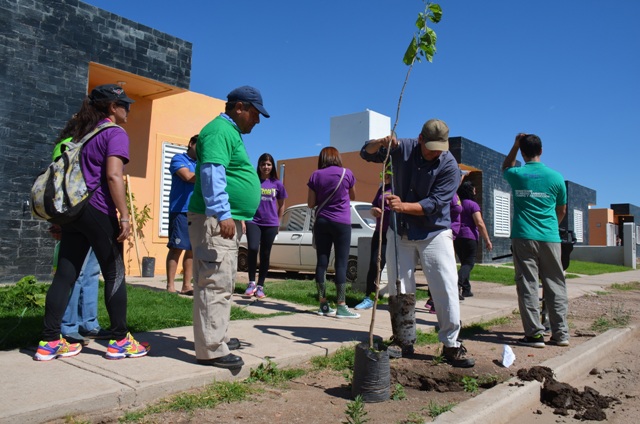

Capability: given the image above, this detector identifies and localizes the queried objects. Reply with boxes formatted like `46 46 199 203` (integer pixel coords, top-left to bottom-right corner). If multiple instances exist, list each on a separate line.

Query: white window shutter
493 189 511 237
573 209 584 243
160 143 188 237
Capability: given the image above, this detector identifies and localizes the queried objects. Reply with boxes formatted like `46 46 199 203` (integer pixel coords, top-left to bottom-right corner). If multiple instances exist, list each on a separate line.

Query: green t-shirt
503 162 567 243
188 116 260 220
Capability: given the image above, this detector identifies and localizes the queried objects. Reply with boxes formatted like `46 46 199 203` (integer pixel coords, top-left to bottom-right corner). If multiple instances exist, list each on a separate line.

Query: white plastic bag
501 344 516 368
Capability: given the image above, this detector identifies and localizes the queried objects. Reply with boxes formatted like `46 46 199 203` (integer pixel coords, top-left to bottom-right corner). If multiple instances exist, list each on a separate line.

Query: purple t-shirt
372 185 392 233
250 178 288 226
458 199 481 240
307 166 355 225
450 193 462 239
81 119 130 216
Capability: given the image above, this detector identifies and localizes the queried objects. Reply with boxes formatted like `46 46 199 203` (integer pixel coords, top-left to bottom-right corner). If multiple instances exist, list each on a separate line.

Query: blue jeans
61 248 101 335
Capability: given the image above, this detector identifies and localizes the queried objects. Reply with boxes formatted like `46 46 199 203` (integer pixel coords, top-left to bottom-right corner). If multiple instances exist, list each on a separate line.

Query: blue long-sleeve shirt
360 138 460 240
200 163 232 221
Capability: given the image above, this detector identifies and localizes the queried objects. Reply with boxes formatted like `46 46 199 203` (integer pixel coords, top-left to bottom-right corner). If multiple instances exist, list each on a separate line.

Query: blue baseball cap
227 86 270 118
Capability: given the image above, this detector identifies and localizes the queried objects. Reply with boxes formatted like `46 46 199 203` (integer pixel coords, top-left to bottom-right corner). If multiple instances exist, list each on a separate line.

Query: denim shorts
167 212 191 250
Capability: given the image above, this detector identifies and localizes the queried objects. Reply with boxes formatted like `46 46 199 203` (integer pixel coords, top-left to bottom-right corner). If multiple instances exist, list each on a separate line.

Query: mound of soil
516 365 620 421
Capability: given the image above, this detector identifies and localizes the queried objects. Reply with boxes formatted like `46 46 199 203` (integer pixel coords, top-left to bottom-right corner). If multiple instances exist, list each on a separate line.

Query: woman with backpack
34 84 149 361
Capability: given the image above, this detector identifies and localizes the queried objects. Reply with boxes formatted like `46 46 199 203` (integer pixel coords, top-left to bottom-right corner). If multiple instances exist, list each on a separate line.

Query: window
355 204 376 229
159 143 188 237
280 207 309 232
573 209 584 243
493 189 511 237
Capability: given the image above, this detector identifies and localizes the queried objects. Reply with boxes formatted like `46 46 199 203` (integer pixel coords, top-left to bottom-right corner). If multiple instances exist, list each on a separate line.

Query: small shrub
590 302 630 332
247 358 305 385
391 383 407 401
0 275 47 309
343 395 369 424
461 376 478 393
426 400 456 417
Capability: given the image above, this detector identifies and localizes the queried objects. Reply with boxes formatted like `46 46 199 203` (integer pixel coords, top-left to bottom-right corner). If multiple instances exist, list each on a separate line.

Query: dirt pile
518 365 620 421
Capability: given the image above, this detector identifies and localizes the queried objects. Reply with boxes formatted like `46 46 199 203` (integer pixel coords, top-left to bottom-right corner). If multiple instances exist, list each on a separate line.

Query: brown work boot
442 344 475 368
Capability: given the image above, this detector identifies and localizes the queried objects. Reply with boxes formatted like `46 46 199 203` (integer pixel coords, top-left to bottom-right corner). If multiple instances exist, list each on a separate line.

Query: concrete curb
433 325 639 424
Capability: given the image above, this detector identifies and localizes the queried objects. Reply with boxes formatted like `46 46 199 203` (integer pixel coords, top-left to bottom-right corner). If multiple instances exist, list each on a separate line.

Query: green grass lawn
0 276 286 351
566 260 631 275
469 259 632 286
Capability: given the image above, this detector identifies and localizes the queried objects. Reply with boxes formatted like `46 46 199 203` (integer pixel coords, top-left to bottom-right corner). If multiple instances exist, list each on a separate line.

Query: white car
237 201 376 282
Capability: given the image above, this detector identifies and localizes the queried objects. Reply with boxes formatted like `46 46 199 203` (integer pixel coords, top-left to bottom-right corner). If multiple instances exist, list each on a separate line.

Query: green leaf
420 43 435 62
426 27 437 45
403 38 418 66
415 14 426 30
428 3 443 23
420 31 433 46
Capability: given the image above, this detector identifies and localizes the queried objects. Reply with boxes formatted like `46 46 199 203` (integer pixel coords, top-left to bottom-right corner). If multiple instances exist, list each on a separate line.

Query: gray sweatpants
512 238 569 342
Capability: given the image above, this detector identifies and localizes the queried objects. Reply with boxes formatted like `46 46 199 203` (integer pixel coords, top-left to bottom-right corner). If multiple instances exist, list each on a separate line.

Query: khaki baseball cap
421 119 449 151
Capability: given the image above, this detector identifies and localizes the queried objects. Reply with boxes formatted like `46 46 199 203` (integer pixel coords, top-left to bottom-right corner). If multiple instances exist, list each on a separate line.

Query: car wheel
346 257 358 282
237 248 248 272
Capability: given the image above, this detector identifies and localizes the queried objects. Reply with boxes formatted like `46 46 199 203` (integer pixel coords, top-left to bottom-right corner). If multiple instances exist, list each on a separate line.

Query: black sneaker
518 335 545 348
81 327 111 340
62 332 90 346
462 290 474 297
442 344 475 368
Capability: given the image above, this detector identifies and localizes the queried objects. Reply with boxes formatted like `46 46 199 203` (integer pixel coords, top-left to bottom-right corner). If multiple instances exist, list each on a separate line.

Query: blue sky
83 0 640 209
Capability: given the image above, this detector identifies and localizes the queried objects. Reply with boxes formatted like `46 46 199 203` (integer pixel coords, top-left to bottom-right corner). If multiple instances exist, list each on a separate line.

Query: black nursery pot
141 256 155 277
351 341 391 403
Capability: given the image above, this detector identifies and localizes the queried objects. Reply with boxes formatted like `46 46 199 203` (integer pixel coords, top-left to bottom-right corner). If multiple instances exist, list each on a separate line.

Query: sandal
180 290 194 296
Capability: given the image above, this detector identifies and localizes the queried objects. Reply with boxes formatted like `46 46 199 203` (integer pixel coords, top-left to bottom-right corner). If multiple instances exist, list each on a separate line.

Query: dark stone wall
563 181 596 245
0 0 192 283
450 137 516 263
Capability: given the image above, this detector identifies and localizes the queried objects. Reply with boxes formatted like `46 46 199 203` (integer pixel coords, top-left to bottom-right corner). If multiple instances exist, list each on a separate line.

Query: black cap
227 86 270 118
89 84 135 104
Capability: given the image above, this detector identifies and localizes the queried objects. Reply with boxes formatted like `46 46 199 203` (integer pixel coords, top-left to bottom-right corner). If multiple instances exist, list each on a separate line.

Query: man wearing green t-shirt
502 133 568 349
188 86 269 369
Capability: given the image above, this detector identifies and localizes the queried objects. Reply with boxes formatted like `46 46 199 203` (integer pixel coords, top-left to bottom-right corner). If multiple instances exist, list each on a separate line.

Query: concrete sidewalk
1 269 640 424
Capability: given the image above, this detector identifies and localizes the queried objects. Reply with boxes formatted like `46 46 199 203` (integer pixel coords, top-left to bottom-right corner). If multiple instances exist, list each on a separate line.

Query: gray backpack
31 121 118 224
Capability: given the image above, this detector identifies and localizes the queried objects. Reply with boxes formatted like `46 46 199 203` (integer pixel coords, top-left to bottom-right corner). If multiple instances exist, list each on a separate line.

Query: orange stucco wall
123 91 225 277
588 208 614 246
277 151 390 208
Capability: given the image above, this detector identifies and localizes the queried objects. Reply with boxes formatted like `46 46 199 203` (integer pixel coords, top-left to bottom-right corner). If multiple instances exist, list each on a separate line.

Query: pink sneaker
255 285 266 299
33 337 82 361
244 282 257 297
425 298 434 310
